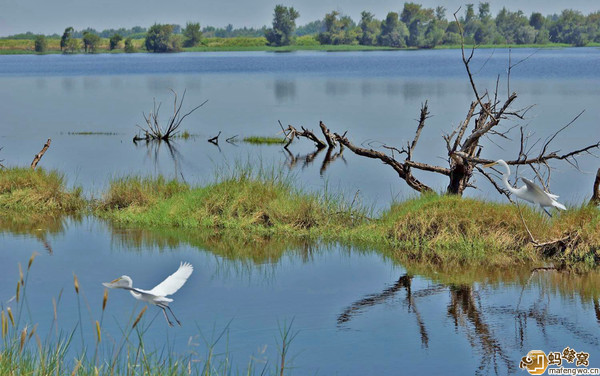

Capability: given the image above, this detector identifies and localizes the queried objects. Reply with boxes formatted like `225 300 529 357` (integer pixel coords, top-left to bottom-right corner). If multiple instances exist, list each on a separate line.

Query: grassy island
1 166 599 269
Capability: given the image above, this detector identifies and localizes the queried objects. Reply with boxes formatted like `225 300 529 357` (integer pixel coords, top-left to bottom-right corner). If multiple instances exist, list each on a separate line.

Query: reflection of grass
0 167 85 214
243 136 286 145
0 254 296 375
110 223 310 264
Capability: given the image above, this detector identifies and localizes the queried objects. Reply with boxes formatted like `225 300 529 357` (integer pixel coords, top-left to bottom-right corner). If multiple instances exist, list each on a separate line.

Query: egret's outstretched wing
521 178 554 199
149 262 193 297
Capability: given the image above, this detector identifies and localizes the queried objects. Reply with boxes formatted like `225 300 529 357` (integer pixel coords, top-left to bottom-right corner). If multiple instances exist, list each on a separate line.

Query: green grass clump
243 136 286 145
378 194 600 268
99 176 189 210
98 167 365 236
0 167 84 214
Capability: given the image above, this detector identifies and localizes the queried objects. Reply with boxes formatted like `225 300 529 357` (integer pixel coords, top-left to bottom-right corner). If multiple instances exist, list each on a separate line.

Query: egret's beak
102 277 121 289
483 162 497 168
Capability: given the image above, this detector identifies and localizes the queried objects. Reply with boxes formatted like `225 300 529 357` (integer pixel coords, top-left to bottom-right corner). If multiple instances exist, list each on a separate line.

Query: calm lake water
1 49 600 374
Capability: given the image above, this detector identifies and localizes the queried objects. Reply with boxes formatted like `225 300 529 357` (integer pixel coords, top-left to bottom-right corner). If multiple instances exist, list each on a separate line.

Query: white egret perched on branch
103 262 193 327
484 159 566 217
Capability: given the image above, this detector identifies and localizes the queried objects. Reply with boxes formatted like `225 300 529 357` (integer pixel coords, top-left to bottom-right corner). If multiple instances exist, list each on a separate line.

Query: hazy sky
1 0 598 36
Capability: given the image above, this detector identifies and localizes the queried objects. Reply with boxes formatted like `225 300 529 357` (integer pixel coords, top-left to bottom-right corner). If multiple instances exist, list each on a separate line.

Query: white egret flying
103 262 193 327
484 159 566 217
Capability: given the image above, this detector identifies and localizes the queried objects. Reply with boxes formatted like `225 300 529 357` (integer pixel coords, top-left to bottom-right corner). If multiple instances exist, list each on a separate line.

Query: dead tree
591 168 600 205
31 138 51 169
136 89 207 141
323 17 600 197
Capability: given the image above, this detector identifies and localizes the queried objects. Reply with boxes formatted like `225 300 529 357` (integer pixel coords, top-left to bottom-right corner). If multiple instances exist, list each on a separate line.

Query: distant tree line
262 3 600 48
10 2 600 54
307 3 600 48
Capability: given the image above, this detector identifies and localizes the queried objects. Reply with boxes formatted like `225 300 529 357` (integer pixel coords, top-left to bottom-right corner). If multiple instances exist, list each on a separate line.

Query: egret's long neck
129 290 142 300
500 161 520 195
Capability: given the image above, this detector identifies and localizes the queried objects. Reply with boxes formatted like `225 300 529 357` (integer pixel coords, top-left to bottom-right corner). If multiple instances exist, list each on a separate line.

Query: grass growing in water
243 136 286 145
0 167 84 214
98 166 365 236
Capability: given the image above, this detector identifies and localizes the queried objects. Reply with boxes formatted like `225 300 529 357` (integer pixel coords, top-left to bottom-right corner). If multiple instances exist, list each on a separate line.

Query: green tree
358 11 381 45
378 12 408 47
183 22 202 47
472 2 496 44
422 20 445 48
464 4 475 24
478 2 491 21
82 31 101 53
495 7 529 43
400 2 435 47
60 26 74 51
64 37 80 53
529 12 545 30
317 11 358 45
296 20 325 36
109 34 123 50
534 28 550 44
587 12 600 42
549 9 587 45
435 6 446 21
265 5 300 46
145 24 180 52
34 35 47 53
515 25 536 44
124 37 136 53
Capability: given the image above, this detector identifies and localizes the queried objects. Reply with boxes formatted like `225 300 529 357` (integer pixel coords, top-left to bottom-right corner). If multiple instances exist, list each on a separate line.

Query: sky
0 0 598 36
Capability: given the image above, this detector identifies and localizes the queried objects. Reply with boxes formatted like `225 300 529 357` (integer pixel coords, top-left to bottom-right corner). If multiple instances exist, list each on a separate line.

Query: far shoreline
1 41 596 56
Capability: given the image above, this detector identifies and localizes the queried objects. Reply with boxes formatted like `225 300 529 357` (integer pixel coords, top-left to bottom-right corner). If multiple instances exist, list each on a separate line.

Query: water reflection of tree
337 274 446 349
133 139 187 181
283 145 345 175
447 285 514 375
341 269 600 374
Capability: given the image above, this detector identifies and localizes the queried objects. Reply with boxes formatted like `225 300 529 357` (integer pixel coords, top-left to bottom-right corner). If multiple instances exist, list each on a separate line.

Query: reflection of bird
103 262 193 327
484 159 566 217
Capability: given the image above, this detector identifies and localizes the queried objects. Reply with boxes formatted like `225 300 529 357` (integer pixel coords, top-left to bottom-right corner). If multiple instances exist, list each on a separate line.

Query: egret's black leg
542 207 553 218
159 305 174 327
165 306 182 326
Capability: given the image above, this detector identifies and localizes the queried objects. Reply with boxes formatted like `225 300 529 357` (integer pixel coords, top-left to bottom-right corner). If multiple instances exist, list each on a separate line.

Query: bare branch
336 133 432 193
31 139 51 169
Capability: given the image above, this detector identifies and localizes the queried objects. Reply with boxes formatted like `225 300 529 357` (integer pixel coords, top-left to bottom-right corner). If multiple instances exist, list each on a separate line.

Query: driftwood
208 131 221 145
31 138 51 169
225 135 238 144
319 121 338 148
591 168 600 205
279 120 326 150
